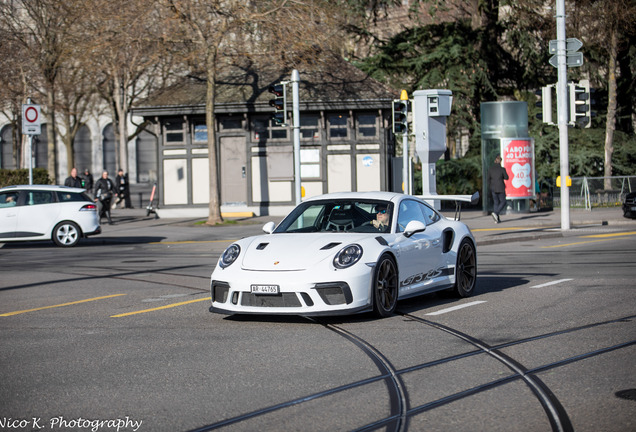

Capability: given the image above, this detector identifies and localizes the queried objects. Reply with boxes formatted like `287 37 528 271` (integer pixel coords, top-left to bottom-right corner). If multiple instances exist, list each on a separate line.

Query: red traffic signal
268 84 284 97
269 98 285 111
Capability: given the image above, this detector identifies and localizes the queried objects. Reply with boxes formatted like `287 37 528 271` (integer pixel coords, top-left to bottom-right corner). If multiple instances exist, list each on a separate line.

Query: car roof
0 184 86 193
304 191 405 203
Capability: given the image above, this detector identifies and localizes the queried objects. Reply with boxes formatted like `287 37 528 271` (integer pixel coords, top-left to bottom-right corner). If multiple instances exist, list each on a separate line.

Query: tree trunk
206 51 223 226
604 29 618 190
114 76 129 174
46 89 57 182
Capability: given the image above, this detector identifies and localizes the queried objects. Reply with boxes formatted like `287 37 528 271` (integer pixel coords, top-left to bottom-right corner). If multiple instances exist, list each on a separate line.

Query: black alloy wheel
453 239 476 297
373 255 398 318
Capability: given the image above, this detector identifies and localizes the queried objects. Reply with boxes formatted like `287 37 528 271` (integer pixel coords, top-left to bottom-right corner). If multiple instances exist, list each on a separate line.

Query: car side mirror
403 220 426 238
262 221 276 234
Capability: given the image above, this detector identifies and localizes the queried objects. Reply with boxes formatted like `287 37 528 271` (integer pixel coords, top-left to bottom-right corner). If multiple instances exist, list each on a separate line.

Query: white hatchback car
0 184 101 247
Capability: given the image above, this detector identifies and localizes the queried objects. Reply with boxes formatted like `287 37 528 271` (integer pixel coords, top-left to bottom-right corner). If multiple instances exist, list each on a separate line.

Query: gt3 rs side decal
400 266 453 288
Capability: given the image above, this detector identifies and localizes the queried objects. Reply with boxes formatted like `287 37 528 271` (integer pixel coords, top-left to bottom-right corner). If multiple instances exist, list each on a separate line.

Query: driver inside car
372 205 390 232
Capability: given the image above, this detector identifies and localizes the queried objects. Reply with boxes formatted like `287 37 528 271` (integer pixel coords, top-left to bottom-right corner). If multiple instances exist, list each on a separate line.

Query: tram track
188 312 636 432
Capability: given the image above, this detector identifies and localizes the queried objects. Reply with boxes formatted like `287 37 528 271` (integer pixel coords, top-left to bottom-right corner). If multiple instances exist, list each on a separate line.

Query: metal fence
553 176 636 209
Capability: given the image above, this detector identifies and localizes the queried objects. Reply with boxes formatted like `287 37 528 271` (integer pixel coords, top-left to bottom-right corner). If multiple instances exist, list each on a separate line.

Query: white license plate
631 206 636 211
250 284 280 295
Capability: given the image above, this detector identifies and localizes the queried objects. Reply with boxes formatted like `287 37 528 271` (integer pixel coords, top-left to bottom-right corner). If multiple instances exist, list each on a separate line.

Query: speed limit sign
22 104 41 135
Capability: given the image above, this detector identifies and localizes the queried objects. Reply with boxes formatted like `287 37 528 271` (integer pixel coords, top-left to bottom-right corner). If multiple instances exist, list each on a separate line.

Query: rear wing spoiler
415 192 480 221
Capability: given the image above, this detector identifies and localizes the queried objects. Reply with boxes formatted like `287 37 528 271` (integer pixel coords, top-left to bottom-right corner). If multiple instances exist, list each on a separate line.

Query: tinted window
0 191 18 208
397 199 441 232
26 191 54 205
56 191 92 202
420 202 440 224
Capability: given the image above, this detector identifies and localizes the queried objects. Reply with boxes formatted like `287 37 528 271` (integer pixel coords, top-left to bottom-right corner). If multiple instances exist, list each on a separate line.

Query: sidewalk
107 201 636 247
452 207 636 246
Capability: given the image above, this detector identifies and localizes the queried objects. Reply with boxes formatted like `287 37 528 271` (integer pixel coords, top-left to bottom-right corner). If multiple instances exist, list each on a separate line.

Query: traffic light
535 85 554 125
392 100 408 134
568 79 591 128
268 83 287 125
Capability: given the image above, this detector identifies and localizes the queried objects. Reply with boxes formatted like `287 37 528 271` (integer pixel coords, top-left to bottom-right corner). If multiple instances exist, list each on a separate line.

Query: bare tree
0 0 78 182
0 35 30 168
572 0 636 188
78 0 176 174
162 0 340 225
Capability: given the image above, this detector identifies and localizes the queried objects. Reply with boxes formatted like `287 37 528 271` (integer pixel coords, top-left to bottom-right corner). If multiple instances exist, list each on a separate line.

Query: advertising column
501 138 535 199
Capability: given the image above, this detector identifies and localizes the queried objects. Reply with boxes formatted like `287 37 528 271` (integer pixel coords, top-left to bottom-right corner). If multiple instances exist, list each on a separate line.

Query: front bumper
210 265 374 316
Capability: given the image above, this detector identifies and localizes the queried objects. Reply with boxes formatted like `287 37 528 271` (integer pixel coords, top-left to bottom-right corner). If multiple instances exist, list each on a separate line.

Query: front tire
52 221 81 247
372 255 398 318
453 239 476 297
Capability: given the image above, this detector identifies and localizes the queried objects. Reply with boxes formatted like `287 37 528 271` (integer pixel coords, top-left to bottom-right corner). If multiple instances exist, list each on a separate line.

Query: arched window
136 130 157 183
102 123 116 174
0 124 16 169
74 124 92 171
32 124 48 168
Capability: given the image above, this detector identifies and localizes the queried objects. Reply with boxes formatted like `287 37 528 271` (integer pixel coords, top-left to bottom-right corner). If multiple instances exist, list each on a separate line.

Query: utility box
413 89 453 205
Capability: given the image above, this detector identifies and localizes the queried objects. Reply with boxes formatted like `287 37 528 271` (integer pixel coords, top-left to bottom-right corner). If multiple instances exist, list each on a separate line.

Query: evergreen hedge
0 169 52 188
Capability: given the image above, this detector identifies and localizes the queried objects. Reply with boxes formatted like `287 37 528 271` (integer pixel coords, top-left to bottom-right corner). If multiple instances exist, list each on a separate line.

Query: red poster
502 138 534 199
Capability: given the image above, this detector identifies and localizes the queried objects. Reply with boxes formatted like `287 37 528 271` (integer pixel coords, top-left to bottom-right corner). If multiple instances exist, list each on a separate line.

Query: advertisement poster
501 138 535 199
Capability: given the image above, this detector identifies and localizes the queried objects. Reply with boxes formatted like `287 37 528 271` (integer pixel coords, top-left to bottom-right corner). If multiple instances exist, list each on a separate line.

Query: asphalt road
0 215 634 432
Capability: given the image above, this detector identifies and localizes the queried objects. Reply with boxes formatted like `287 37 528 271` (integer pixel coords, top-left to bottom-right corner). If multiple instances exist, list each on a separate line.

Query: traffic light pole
556 0 571 230
291 69 301 205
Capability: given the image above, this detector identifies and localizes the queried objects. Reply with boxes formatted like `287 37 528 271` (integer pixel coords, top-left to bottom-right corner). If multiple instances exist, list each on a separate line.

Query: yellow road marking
0 294 127 317
541 232 636 248
541 239 612 248
111 296 211 317
472 227 532 232
150 239 236 245
581 231 636 239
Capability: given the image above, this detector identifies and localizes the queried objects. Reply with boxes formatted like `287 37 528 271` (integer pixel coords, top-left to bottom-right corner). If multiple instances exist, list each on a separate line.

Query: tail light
80 204 97 211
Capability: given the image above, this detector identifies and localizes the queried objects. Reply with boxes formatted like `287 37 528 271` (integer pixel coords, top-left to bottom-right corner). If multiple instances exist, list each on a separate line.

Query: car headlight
219 244 241 268
333 244 362 269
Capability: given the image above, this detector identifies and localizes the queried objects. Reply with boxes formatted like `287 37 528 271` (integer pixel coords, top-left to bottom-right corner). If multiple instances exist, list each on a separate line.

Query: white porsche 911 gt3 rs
210 191 477 318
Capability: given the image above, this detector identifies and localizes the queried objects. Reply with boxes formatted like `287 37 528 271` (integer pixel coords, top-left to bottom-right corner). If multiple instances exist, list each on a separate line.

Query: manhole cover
615 389 636 401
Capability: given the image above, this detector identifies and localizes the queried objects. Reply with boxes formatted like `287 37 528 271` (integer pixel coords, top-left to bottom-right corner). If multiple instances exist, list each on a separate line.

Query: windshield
274 199 394 234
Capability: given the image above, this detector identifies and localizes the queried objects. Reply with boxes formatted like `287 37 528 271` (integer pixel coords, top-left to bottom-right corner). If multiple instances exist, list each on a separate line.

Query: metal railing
553 176 636 209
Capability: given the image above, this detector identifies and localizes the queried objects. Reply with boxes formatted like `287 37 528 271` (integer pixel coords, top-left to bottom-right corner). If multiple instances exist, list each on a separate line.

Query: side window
56 191 90 202
0 192 19 208
26 191 54 205
419 202 440 225
397 200 426 232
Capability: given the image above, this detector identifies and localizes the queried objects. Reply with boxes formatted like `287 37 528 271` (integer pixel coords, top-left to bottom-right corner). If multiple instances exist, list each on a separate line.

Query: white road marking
530 278 573 289
425 300 487 316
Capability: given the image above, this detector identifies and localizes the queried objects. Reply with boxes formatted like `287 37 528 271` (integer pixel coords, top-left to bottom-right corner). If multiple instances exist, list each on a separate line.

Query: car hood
239 233 372 271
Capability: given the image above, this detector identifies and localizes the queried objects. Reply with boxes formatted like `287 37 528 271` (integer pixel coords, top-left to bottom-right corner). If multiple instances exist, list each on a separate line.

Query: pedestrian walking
82 169 94 195
487 154 509 223
115 169 132 209
64 168 84 188
94 171 117 225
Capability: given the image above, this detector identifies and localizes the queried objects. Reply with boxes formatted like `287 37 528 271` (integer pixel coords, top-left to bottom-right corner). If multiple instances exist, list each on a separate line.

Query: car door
394 199 444 296
0 191 20 239
15 190 60 240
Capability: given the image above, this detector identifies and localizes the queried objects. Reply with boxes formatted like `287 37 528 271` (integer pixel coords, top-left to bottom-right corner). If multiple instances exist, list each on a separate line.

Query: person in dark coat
94 171 117 224
82 169 94 196
64 168 83 188
115 169 132 209
487 154 509 223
